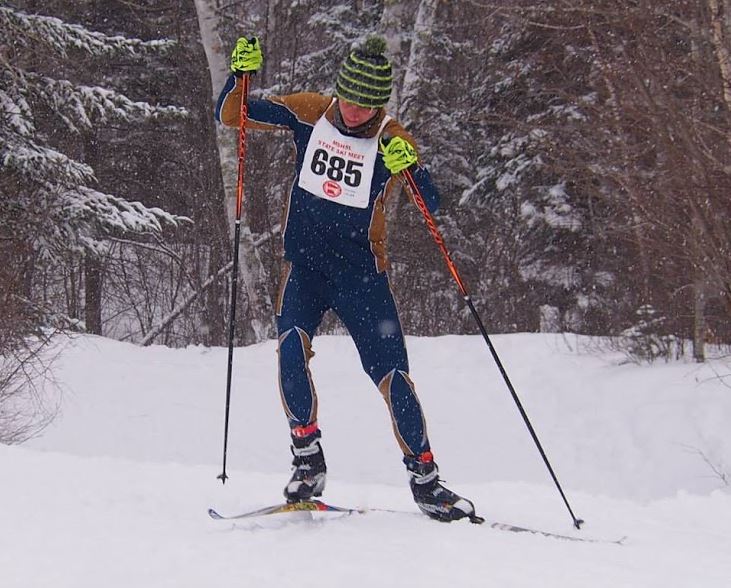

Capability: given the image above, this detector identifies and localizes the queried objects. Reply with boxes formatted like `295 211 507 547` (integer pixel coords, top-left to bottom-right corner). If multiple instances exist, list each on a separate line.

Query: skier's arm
215 75 333 134
215 74 297 131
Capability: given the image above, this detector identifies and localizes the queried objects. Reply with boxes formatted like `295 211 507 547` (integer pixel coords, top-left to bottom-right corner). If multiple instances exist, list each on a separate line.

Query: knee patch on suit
378 369 429 457
278 326 318 425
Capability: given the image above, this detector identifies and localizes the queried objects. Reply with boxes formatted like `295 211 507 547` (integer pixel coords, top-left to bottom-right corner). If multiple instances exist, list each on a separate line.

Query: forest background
2 0 731 440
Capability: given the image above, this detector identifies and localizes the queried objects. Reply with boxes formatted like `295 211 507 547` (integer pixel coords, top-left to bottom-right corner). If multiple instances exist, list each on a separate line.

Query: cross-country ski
208 499 364 520
208 499 627 544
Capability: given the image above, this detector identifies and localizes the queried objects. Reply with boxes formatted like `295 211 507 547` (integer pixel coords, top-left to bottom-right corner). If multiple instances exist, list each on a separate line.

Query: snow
3 333 731 587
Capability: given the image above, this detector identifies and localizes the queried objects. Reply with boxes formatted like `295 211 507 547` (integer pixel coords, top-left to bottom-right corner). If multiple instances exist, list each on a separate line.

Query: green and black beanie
336 36 393 109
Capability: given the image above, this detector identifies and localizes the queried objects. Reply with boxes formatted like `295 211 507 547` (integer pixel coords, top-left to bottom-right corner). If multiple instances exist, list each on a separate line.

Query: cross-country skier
215 35 477 522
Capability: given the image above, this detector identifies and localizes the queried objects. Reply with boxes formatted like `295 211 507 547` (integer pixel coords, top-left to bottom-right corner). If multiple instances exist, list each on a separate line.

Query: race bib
298 106 391 209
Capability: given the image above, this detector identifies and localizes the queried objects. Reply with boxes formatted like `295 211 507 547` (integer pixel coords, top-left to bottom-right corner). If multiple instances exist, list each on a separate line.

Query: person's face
338 100 377 128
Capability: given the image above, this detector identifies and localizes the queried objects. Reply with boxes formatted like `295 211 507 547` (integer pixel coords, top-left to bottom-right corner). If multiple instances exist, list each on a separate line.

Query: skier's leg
331 269 429 457
333 268 477 521
276 263 330 501
276 262 328 429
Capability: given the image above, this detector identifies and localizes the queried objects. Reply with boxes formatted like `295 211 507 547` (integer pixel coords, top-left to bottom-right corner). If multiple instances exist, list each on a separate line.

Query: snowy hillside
2 333 731 587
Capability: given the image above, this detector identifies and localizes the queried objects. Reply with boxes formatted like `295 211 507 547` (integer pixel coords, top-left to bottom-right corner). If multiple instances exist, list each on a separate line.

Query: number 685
310 149 363 187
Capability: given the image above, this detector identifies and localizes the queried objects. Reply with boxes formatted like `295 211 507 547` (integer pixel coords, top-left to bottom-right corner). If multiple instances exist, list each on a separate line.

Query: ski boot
284 425 327 503
404 452 482 523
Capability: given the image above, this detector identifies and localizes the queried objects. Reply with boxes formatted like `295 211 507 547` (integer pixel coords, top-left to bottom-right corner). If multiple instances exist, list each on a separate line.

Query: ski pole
218 72 251 484
401 167 584 530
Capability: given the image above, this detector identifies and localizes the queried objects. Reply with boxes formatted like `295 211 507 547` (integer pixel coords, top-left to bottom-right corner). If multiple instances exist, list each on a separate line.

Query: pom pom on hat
336 35 393 109
363 36 388 57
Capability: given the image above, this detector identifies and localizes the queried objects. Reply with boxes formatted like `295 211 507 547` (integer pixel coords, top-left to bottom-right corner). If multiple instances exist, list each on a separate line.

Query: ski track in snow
2 333 731 587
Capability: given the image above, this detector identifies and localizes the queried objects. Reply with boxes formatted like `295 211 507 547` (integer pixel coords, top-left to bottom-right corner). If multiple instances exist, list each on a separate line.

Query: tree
514 0 731 356
24 0 722 356
0 4 186 440
55 0 235 346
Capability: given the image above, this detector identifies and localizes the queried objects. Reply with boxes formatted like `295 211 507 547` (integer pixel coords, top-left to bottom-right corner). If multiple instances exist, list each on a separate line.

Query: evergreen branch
0 82 34 137
29 73 188 132
59 187 186 238
0 6 175 59
2 139 96 186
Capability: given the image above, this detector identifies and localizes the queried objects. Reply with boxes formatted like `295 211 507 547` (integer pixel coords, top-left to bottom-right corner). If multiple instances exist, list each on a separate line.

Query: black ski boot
404 452 481 523
284 427 327 502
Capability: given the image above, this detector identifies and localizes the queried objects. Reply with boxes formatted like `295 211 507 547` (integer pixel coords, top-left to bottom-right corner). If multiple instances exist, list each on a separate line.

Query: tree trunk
586 25 653 301
708 0 731 111
193 0 275 344
84 254 103 335
398 0 440 127
693 277 707 362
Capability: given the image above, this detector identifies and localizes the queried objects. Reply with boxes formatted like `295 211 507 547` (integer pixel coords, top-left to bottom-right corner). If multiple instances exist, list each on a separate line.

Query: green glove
381 136 418 174
230 37 263 74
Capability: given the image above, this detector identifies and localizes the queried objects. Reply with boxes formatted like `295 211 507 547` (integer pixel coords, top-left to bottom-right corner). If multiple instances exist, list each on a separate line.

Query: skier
215 35 477 522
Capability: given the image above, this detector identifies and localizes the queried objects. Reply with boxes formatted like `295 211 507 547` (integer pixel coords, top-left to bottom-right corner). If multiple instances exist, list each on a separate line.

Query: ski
208 499 363 521
364 508 624 543
208 501 625 544
484 521 627 545
365 506 485 525
208 500 480 523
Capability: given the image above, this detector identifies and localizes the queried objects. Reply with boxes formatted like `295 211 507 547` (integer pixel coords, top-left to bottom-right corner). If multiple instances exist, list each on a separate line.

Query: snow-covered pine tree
437 8 622 335
0 3 194 439
508 1 731 347
0 5 188 331
59 0 234 347
191 0 730 346
461 15 595 333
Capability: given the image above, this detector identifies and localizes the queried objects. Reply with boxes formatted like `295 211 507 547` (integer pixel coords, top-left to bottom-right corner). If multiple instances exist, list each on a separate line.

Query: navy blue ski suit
215 74 440 457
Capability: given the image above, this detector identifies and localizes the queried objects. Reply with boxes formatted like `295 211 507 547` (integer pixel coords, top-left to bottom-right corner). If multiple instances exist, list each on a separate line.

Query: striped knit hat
336 36 393 108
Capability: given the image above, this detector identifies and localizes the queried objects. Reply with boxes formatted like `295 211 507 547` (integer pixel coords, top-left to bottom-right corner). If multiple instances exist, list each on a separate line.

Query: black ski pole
401 167 584 530
218 72 251 484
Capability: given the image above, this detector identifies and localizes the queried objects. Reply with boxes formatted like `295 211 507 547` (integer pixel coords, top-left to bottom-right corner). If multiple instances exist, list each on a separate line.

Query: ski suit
215 74 440 457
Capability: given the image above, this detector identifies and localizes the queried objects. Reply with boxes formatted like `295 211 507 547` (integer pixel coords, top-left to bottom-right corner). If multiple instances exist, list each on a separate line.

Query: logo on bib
322 180 342 198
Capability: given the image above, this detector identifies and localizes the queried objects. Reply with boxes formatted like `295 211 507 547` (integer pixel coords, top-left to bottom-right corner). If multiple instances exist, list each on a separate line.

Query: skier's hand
380 136 418 174
231 37 263 75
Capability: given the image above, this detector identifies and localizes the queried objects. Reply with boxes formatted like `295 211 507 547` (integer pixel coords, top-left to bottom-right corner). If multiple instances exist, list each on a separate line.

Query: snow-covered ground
2 333 731 587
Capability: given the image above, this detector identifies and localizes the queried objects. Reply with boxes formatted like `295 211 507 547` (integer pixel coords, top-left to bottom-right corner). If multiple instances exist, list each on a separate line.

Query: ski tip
468 514 485 525
208 508 224 520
